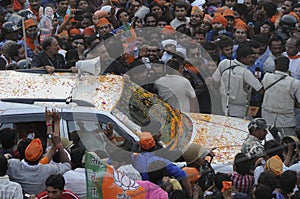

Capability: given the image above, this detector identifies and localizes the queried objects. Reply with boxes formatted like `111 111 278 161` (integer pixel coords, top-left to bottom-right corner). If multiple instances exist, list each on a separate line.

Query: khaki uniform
212 59 263 118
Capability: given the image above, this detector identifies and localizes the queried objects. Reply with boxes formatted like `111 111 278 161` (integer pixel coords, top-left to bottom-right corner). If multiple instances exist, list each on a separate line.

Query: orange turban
224 9 234 17
203 14 213 24
139 132 155 150
25 138 43 162
191 6 203 17
69 28 81 35
24 18 37 30
212 14 227 27
162 25 175 34
97 17 111 28
234 19 248 31
83 27 96 36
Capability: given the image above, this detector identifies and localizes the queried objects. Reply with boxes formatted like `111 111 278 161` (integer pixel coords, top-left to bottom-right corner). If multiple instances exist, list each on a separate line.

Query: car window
65 115 134 154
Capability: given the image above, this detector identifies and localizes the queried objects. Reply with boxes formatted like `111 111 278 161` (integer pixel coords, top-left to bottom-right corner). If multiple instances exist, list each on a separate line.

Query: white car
0 70 250 171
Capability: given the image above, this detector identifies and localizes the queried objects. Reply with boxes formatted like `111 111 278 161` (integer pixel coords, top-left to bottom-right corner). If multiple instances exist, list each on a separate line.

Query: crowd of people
1 0 300 198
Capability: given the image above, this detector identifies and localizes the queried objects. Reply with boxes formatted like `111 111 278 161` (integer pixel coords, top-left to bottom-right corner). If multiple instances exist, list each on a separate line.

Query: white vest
219 59 249 107
262 72 295 114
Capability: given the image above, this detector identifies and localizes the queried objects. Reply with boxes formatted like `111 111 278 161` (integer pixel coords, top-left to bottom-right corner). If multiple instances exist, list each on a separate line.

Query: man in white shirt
155 58 197 113
170 2 190 29
0 155 23 199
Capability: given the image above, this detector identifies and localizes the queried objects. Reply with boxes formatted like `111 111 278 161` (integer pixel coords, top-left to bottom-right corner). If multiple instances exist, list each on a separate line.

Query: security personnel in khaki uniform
262 56 300 136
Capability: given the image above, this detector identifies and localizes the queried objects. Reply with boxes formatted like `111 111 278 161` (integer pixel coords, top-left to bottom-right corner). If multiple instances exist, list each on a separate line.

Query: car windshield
112 77 193 149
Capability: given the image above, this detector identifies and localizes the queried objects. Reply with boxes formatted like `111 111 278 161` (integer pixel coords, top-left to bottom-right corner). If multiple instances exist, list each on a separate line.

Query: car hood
185 113 249 165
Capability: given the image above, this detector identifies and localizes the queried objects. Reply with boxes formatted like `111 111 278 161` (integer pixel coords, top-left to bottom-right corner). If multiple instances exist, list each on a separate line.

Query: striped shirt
231 171 254 194
0 175 23 199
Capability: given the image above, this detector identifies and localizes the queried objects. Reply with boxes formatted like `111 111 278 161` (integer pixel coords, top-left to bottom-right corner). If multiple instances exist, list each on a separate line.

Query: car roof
0 71 124 112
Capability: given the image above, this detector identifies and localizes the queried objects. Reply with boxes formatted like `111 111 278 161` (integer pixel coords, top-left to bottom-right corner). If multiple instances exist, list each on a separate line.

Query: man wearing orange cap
6 109 71 195
132 132 193 197
19 18 41 58
96 17 113 39
207 14 232 42
189 6 204 33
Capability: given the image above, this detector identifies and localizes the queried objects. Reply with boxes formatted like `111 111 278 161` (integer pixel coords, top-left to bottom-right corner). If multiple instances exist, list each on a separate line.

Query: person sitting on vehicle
0 128 20 158
31 37 66 73
36 174 80 199
6 109 71 195
132 132 193 197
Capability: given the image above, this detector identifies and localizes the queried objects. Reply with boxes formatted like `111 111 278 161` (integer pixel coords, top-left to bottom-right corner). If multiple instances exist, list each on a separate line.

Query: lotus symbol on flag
113 170 139 198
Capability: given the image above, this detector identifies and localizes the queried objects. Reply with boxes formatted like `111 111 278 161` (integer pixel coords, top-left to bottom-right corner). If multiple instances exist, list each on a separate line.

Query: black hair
218 36 234 49
253 34 268 44
268 35 284 47
264 140 284 160
213 172 231 191
166 58 181 72
279 170 297 194
147 160 167 184
0 128 18 149
233 4 248 17
247 40 260 49
262 2 277 18
236 42 254 61
257 171 279 191
252 184 274 199
6 43 22 60
149 2 163 10
0 154 8 176
86 35 100 47
274 56 290 72
144 13 158 26
70 148 85 169
234 153 252 175
176 24 191 36
116 8 127 20
174 1 188 10
17 138 32 160
202 41 218 51
262 21 275 32
71 35 85 42
45 174 65 190
42 37 55 51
